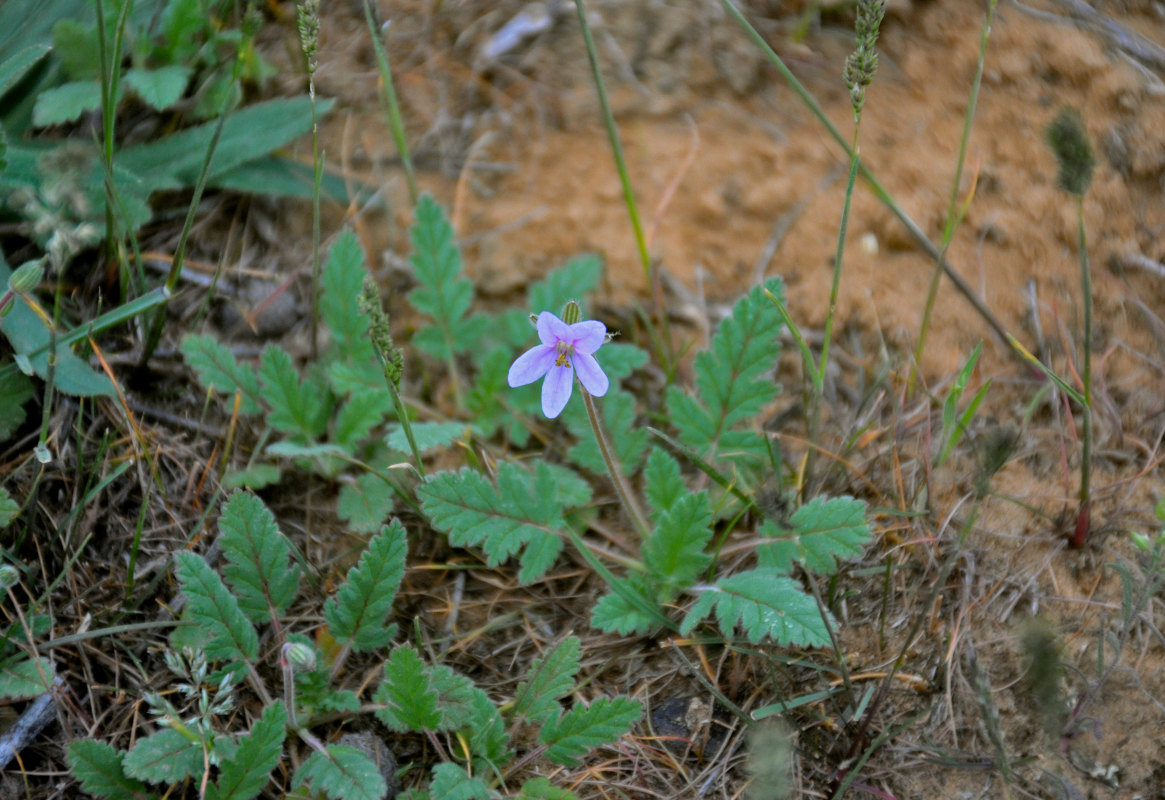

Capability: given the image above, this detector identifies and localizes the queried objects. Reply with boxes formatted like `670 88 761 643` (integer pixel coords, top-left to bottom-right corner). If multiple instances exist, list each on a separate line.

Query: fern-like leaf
642 492 713 601
679 568 829 646
324 520 406 652
259 346 330 439
757 496 870 576
590 574 664 637
517 777 580 800
464 690 513 774
291 745 387 800
643 447 685 520
336 475 395 535
67 740 149 800
218 492 300 625
319 230 375 363
173 550 258 664
123 729 204 785
406 195 485 360
181 334 262 415
528 255 603 316
207 702 287 800
665 279 784 471
374 644 481 733
540 697 642 766
429 764 490 800
419 462 590 583
566 389 647 477
512 636 580 726
0 656 54 699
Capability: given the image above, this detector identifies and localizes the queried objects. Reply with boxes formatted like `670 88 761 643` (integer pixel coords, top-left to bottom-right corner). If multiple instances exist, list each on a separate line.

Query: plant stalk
582 388 649 540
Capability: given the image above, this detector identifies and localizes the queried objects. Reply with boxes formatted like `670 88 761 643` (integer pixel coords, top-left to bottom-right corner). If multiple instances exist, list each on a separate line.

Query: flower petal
536 311 570 346
508 344 556 387
572 352 609 397
569 320 607 355
541 363 574 418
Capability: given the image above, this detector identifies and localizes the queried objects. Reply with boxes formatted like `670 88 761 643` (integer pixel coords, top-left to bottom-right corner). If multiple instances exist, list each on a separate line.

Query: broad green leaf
642 492 713 600
32 80 102 126
517 778 579 800
67 739 149 800
463 690 512 774
291 745 386 800
0 291 114 397
385 421 468 454
756 496 869 576
259 345 330 439
122 66 190 111
123 729 204 785
540 697 642 766
324 521 406 652
0 486 19 527
590 574 661 637
0 44 49 98
643 447 685 520
429 764 489 800
665 279 784 475
173 550 258 664
337 474 394 535
0 656 54 699
374 644 442 732
512 636 580 726
527 255 602 316
218 492 301 625
50 18 100 80
679 568 828 646
207 702 287 800
419 462 585 583
181 334 262 415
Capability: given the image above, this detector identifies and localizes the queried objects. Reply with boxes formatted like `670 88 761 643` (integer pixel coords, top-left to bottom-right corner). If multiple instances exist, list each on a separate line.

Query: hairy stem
582 389 650 539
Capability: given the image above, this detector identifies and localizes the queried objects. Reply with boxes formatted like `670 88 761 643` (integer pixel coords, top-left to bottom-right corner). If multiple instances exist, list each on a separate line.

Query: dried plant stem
582 389 649 539
1073 193 1092 546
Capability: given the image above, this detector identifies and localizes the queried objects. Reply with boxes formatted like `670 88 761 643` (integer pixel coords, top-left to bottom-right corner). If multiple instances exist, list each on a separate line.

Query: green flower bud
7 260 44 295
1046 107 1095 197
0 565 20 591
561 300 581 325
282 642 317 673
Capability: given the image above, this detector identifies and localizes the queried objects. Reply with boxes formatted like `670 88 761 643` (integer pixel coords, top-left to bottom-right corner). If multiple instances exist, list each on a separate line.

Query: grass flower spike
508 305 609 418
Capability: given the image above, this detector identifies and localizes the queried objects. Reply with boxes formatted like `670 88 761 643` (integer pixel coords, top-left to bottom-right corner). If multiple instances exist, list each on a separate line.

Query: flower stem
582 389 650 539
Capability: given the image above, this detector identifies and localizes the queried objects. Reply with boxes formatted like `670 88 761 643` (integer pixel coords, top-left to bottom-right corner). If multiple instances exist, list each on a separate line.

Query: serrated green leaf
429 764 489 800
757 496 869 576
590 574 661 637
0 486 19 528
324 520 405 651
0 44 50 99
0 371 33 441
320 231 376 362
181 334 262 415
419 462 581 583
643 492 712 600
292 745 387 800
512 636 580 726
221 464 281 490
566 390 646 478
679 568 829 646
50 18 100 80
665 279 784 473
259 346 330 438
385 421 468 454
218 492 300 625
337 475 395 535
643 448 684 520
33 80 101 126
122 66 190 111
541 697 642 766
123 729 204 785
374 644 442 732
528 255 602 315
67 739 149 800
406 194 476 361
334 391 390 450
173 550 258 664
517 777 579 800
0 656 53 699
464 689 512 774
207 702 287 800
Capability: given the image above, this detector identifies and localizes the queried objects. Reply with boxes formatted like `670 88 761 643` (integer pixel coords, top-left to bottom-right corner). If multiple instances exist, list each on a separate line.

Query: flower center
555 340 574 367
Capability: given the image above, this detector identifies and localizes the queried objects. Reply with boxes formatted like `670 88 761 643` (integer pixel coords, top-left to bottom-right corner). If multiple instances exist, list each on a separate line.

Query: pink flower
507 311 609 418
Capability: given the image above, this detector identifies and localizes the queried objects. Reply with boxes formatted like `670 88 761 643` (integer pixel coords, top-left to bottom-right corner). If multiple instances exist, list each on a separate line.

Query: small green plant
67 491 640 799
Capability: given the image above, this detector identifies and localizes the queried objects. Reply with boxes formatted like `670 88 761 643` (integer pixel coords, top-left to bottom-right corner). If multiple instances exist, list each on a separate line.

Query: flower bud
0 565 20 591
7 260 44 295
561 300 581 325
282 642 317 673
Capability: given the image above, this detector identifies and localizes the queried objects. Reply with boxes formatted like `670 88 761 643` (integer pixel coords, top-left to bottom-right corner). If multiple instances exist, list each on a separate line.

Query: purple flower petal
508 344 556 387
572 352 609 397
536 312 570 346
541 363 574 418
569 320 607 355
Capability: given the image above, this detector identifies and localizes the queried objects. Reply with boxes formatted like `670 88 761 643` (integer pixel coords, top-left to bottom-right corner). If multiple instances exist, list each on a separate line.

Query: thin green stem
582 388 649 540
94 0 134 288
364 0 418 204
307 83 323 360
913 0 996 390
